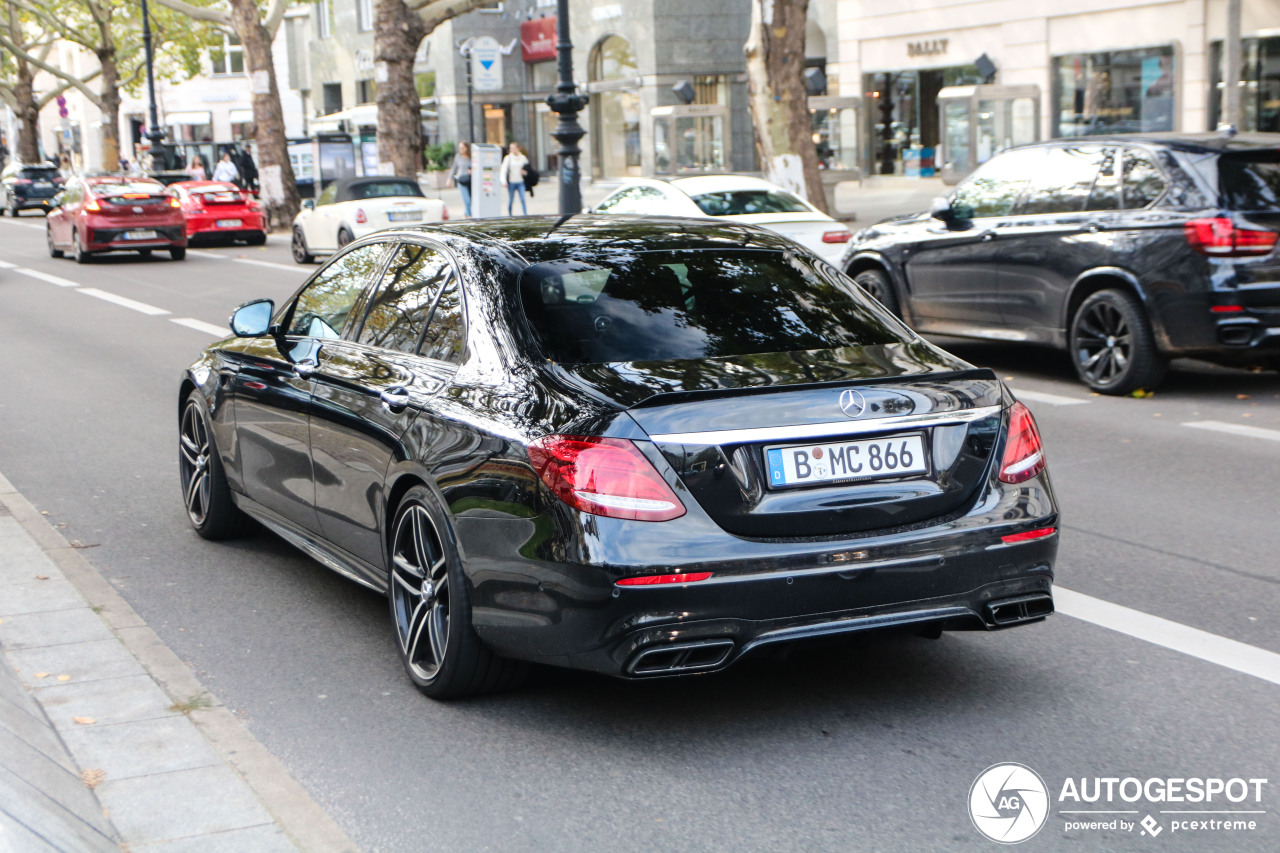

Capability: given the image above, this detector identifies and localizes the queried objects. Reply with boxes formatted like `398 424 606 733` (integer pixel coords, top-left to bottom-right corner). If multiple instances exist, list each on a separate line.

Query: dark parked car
843 133 1280 393
46 175 187 262
0 162 63 216
180 217 1058 698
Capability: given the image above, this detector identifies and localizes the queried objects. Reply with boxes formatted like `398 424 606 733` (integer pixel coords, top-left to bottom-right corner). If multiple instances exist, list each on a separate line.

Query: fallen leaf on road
57 675 71 682
80 769 106 789
34 575 49 580
72 716 96 725
33 672 50 679
1238 394 1251 400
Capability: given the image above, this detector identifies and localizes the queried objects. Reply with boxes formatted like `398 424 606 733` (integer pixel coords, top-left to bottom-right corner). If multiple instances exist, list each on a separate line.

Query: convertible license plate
388 211 422 222
216 219 242 228
765 434 927 488
123 230 157 240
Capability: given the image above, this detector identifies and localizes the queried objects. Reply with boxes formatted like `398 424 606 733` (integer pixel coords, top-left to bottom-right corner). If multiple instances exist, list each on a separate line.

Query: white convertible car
593 175 852 263
292 177 448 263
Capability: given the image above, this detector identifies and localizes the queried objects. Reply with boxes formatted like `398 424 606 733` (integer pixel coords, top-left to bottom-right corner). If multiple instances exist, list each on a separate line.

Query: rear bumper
13 196 56 212
186 213 267 240
85 224 186 252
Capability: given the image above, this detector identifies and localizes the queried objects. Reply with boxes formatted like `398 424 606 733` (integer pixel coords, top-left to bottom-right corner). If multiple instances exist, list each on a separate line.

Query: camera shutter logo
969 763 1050 844
839 389 867 419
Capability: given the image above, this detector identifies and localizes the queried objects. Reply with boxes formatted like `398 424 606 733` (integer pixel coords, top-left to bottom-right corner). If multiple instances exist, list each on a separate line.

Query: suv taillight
528 435 686 522
1184 217 1278 257
999 402 1046 485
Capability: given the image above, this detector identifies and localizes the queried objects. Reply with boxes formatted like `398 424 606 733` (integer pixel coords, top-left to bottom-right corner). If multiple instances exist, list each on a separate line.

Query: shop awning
165 110 212 126
229 108 255 123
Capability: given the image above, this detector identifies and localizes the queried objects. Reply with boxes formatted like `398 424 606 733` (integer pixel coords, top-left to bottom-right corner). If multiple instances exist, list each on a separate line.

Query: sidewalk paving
0 471 358 853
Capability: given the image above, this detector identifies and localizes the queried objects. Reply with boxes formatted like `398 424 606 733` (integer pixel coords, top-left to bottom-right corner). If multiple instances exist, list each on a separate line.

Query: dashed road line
171 317 228 336
188 248 300 273
0 259 16 269
1011 388 1091 407
0 218 44 230
13 267 80 287
1183 420 1280 443
1055 586 1280 687
78 287 170 316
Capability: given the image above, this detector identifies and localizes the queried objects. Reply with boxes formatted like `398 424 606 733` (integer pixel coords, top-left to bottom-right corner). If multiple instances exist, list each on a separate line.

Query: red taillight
442 205 449 221
616 572 712 586
355 208 367 224
1184 217 1278 257
1000 527 1056 544
168 197 181 208
1211 304 1244 313
15 179 32 187
528 435 686 522
84 199 101 211
822 229 852 243
999 402 1046 484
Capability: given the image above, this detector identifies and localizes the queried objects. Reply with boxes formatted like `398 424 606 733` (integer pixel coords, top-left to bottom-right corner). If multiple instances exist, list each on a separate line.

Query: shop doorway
864 65 981 176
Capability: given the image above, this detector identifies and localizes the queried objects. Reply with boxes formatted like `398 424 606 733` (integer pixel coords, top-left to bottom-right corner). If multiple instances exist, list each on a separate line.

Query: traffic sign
471 36 503 92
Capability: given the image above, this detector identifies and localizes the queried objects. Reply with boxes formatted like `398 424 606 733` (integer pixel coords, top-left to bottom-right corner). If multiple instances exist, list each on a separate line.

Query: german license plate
216 219 242 228
123 230 157 240
765 434 927 488
388 211 422 222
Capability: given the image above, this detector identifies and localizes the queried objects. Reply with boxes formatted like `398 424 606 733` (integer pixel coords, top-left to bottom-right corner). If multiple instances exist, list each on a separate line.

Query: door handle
980 231 996 242
1081 222 1105 233
293 358 317 378
380 386 411 412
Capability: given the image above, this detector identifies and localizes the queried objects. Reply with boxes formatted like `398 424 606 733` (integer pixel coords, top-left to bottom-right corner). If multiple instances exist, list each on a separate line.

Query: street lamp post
140 0 167 167
545 0 588 215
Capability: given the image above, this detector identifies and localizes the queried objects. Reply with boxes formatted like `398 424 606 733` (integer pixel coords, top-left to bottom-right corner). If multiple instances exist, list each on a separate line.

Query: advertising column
470 142 503 218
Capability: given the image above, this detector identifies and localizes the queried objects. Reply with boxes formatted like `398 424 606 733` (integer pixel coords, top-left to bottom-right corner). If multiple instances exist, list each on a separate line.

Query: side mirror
929 196 954 222
302 198 316 210
229 299 274 337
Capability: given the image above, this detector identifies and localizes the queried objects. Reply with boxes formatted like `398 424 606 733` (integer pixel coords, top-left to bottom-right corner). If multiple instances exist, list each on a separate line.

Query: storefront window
590 35 641 178
810 106 858 171
864 65 980 176
1209 37 1280 132
1052 46 1176 137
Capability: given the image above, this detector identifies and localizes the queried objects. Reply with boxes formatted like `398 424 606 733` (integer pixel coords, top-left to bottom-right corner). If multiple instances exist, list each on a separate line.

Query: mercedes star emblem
839 389 866 419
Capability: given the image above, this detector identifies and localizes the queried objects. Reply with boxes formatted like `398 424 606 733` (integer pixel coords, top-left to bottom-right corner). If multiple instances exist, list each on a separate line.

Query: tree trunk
98 51 121 171
375 0 427 179
14 63 41 164
743 0 826 212
229 0 300 228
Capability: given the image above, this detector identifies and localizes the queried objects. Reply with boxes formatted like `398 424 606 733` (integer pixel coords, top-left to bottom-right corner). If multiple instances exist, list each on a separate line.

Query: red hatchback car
171 180 267 246
47 175 187 262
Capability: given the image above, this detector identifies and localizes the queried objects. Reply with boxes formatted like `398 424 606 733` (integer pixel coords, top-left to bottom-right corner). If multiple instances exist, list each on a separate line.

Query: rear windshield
92 181 166 196
19 168 59 180
1219 153 1280 211
519 249 905 364
690 190 810 216
351 181 422 200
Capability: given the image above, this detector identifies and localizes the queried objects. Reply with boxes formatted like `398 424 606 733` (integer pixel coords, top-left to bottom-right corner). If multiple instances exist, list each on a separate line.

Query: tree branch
151 0 231 27
36 71 100 108
264 0 288 36
4 0 96 46
0 30 104 108
408 0 501 25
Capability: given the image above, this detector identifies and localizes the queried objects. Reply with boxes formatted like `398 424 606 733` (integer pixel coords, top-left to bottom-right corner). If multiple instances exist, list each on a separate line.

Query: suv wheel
852 268 900 316
1069 289 1166 395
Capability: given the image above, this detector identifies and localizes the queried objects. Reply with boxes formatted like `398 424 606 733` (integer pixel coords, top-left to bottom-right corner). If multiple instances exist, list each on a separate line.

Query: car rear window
92 181 166 196
1219 153 1280 211
690 190 810 216
18 168 59 180
519 249 905 364
351 181 423 200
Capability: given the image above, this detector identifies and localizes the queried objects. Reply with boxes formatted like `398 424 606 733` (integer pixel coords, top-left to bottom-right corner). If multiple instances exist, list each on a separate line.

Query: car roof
85 175 163 186
328 176 425 202
1029 132 1280 154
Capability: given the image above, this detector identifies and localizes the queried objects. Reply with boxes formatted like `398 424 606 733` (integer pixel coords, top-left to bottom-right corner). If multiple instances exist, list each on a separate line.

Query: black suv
0 162 63 216
842 133 1280 393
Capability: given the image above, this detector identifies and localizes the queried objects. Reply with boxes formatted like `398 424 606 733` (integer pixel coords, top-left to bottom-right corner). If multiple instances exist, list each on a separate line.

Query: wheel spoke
426 602 448 666
428 555 448 585
391 555 424 589
186 470 207 518
412 510 434 572
179 433 201 467
405 599 430 662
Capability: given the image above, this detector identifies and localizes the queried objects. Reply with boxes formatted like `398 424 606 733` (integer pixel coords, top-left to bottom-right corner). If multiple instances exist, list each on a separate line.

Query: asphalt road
2 212 1278 852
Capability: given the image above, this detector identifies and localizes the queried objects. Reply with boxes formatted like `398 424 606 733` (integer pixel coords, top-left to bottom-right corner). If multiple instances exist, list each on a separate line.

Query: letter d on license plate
765 434 927 488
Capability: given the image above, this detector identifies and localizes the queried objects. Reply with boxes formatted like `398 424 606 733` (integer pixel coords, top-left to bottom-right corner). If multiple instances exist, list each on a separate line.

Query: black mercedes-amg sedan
179 216 1058 698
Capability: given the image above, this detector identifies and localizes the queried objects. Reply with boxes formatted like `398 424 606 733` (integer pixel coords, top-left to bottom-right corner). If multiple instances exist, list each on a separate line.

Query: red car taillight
998 402 1046 484
822 229 852 243
169 197 181 208
442 205 449 221
528 435 686 522
355 208 367 224
1184 217 1278 257
616 572 713 586
84 198 101 211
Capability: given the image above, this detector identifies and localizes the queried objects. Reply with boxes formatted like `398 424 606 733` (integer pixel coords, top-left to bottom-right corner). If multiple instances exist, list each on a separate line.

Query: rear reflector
1211 304 1244 313
616 572 713 586
528 435 686 522
355 208 367 224
1000 527 1056 544
442 205 449 221
822 229 852 243
999 401 1046 484
1184 217 1278 257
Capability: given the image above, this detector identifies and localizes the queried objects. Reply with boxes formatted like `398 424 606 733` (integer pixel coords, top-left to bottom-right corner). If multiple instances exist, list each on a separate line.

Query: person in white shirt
212 151 239 184
498 142 529 216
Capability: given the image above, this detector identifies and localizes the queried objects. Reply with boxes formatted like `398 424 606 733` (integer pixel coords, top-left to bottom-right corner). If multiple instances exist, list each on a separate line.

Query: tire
337 228 354 249
853 268 901 317
47 226 63 258
291 227 314 264
170 246 186 261
387 487 527 699
139 248 152 258
245 231 267 246
179 391 251 540
1069 289 1166 395
72 229 91 264
8 199 19 218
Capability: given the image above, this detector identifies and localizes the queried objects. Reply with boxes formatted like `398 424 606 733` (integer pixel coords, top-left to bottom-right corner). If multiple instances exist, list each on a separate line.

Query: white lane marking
0 259 16 269
1183 420 1280 443
171 317 228 336
14 267 80 287
1055 586 1280 687
187 249 227 260
78 287 170 316
1012 389 1091 407
0 219 44 230
187 248 300 273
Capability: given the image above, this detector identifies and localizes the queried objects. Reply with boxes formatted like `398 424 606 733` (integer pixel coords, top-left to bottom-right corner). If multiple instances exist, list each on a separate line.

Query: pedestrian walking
449 141 472 217
499 142 529 216
188 155 207 181
212 150 239 184
236 147 258 192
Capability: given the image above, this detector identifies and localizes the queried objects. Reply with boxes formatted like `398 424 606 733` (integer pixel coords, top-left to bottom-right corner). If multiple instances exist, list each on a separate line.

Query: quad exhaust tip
626 639 735 676
986 593 1054 627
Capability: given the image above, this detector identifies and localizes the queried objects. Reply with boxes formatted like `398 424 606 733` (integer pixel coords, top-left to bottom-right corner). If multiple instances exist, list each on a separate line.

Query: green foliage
424 141 455 171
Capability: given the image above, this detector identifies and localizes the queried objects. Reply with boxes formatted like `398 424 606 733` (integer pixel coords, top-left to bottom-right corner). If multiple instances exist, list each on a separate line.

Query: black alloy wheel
853 268 901 316
291 227 314 263
388 487 525 699
1069 289 1166 395
337 228 354 249
72 229 90 264
47 225 63 258
179 392 250 540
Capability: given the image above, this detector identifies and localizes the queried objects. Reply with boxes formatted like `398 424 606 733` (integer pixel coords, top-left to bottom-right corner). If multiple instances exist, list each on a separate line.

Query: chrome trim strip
646 404 1003 445
741 605 977 653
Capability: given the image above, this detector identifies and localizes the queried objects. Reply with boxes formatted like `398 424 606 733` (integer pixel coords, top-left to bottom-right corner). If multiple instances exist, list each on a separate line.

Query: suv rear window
1220 153 1280 211
519 249 904 364
18 168 58 180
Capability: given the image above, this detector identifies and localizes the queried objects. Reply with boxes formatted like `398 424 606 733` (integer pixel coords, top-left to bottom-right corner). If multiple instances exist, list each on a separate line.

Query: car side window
1016 146 1109 215
596 188 637 212
1122 148 1167 209
1086 148 1122 211
356 243 452 353
951 147 1043 219
419 277 465 364
316 183 338 207
287 243 387 339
